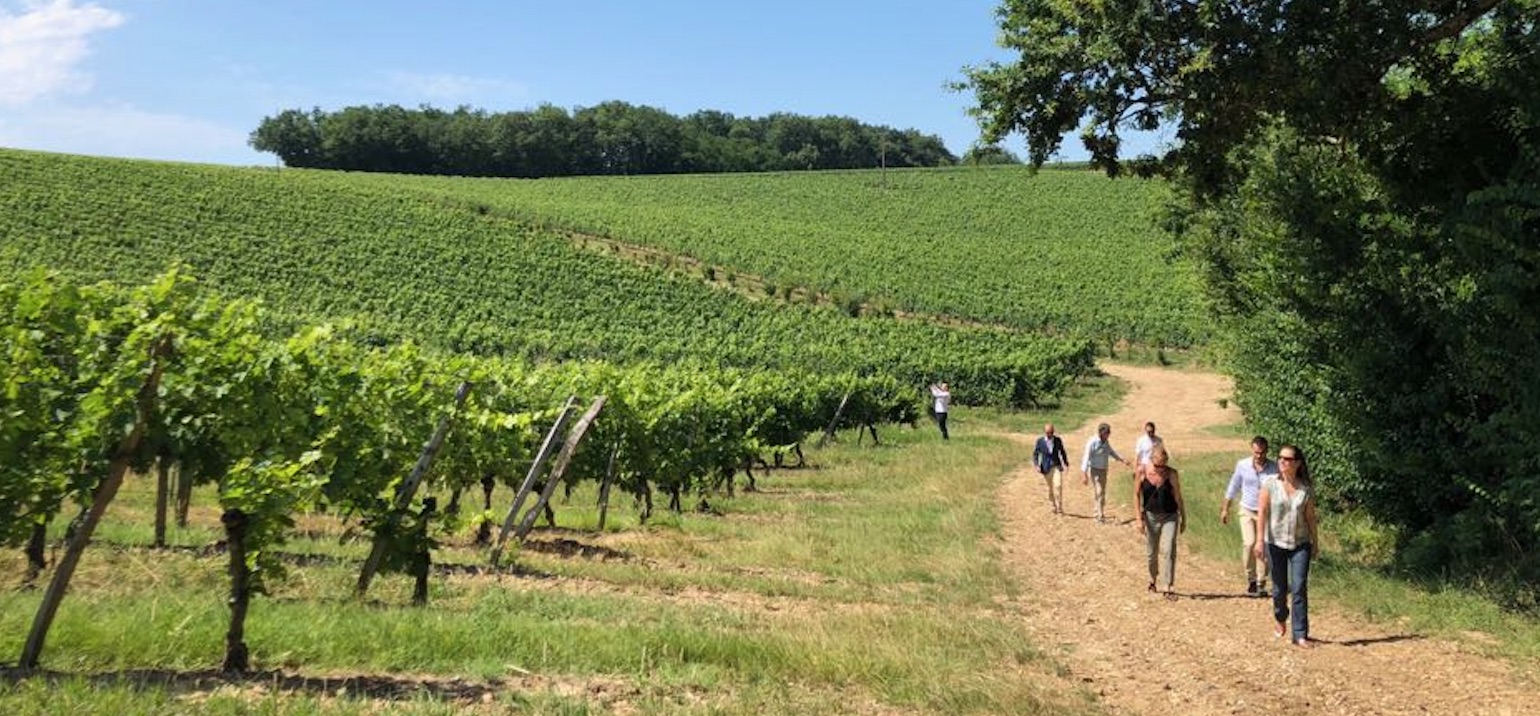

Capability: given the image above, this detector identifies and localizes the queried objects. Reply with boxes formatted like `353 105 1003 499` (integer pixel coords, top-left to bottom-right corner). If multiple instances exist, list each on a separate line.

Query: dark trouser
1268 543 1311 641
935 412 949 440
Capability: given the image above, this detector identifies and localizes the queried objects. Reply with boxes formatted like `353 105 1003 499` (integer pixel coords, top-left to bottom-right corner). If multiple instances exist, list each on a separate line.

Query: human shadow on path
1320 634 1425 648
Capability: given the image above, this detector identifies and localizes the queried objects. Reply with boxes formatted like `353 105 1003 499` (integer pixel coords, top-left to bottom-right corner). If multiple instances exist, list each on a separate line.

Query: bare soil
996 363 1540 715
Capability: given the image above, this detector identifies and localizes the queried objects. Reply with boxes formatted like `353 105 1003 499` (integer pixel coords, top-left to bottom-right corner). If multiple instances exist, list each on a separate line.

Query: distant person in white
928 382 951 440
1134 421 1164 465
1081 423 1132 523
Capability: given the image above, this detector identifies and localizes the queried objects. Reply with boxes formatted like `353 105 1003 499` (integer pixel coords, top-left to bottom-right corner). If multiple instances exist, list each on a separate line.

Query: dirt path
997 363 1540 716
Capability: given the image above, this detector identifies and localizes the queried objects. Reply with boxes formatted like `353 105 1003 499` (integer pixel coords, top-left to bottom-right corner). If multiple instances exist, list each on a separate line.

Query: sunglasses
1278 456 1298 462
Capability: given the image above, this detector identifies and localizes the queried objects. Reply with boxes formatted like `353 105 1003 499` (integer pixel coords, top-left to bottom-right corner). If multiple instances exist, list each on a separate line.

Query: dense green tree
961 144 1022 166
963 0 1540 588
250 103 957 176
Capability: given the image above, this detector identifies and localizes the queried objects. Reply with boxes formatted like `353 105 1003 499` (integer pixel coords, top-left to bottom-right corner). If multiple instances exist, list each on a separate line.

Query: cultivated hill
373 165 1207 348
0 149 1095 406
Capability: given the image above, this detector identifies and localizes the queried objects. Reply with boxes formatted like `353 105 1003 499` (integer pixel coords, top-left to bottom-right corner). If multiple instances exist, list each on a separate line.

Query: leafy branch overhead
965 0 1540 593
961 0 1513 188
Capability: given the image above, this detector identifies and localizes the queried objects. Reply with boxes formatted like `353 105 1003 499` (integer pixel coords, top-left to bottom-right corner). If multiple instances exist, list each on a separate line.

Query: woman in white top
928 382 951 440
1253 444 1320 648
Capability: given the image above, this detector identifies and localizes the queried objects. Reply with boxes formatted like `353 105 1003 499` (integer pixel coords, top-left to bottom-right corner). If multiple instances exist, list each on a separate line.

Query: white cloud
0 0 124 106
383 71 528 105
0 103 264 165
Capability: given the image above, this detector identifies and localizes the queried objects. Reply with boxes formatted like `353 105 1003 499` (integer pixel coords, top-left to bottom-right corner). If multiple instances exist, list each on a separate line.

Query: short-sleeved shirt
1262 477 1312 549
1225 457 1279 512
1134 434 1163 465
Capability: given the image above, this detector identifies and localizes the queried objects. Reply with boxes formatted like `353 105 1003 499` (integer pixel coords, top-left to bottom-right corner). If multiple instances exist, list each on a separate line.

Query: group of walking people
1027 420 1320 649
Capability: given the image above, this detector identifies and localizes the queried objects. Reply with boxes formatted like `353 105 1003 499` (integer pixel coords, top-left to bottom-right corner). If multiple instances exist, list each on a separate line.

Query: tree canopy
965 0 1540 595
249 102 956 176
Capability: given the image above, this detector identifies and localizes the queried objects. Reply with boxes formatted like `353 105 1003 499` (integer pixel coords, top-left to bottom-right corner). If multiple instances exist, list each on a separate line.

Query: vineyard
0 149 1092 408
0 148 1115 680
0 268 930 671
376 165 1208 348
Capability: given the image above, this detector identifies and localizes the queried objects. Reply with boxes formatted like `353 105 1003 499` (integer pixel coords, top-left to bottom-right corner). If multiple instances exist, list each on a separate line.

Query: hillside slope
0 149 1089 406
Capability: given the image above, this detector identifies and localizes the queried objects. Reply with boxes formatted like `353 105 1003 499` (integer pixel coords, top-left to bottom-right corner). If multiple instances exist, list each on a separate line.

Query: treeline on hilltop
248 101 963 176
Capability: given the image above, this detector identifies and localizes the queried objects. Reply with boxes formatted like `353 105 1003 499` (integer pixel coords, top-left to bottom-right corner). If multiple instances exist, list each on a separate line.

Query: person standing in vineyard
1033 424 1070 514
928 382 952 440
1081 423 1132 523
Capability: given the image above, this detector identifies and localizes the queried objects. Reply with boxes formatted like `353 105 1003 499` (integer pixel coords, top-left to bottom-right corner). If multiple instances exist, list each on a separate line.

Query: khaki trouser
1042 467 1064 512
1144 511 1179 591
1088 467 1109 521
1240 508 1268 583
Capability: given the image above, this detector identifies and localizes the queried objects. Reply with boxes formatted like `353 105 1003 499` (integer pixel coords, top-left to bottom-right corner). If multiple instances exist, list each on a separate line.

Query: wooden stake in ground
490 396 577 566
516 396 606 540
819 392 852 448
20 335 171 670
356 381 472 599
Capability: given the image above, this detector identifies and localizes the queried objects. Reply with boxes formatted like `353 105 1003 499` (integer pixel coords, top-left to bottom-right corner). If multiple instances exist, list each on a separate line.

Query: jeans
1144 511 1179 591
1268 543 1312 641
935 412 949 440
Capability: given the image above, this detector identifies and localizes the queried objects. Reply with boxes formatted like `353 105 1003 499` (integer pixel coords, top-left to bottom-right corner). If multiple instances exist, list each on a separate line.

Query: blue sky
0 0 1169 167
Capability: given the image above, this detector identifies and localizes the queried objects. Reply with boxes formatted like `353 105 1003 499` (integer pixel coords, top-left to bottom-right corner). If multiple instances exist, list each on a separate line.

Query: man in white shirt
1222 436 1280 595
1081 423 1132 523
1133 421 1164 466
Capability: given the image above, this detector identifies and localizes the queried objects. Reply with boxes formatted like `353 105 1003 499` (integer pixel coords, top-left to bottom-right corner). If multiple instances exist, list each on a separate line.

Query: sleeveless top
1140 468 1179 515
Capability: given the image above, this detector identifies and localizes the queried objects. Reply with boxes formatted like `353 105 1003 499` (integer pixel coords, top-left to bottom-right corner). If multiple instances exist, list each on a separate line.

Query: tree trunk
23 520 47 584
596 446 619 531
153 458 170 548
411 498 435 607
475 473 495 545
221 508 251 673
174 463 193 528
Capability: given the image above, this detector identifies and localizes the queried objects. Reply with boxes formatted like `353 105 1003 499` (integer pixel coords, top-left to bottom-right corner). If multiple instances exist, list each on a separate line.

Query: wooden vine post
355 380 473 599
515 396 606 540
20 334 172 670
489 396 577 566
818 392 852 447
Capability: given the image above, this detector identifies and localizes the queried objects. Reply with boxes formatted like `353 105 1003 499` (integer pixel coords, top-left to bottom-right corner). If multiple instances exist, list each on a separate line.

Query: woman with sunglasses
1253 444 1320 648
1135 445 1186 599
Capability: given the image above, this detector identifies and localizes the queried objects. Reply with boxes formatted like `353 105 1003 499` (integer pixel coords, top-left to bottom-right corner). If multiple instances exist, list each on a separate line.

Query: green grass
0 379 1125 715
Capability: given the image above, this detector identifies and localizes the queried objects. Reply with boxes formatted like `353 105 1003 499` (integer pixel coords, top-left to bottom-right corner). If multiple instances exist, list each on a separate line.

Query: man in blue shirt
1080 423 1132 523
1221 436 1280 595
